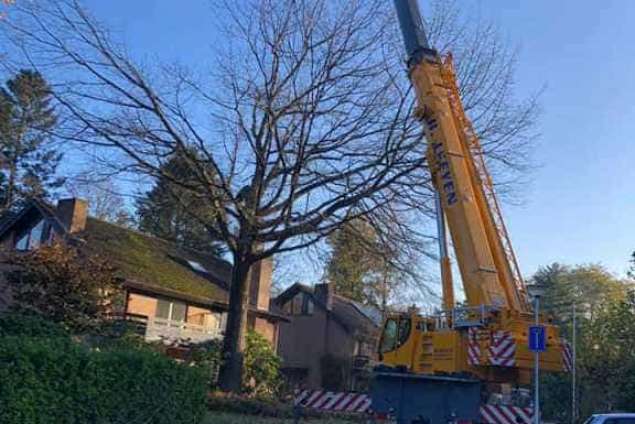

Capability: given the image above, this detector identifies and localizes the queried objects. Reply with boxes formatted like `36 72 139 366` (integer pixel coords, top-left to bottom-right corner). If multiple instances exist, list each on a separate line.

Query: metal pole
534 295 540 424
572 303 577 423
436 192 454 311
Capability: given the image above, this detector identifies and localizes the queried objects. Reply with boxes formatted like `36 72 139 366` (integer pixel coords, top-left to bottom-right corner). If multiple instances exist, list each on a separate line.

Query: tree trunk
218 252 252 392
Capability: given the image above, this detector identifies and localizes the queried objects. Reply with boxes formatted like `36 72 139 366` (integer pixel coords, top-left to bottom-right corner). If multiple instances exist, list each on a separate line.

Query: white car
584 413 635 424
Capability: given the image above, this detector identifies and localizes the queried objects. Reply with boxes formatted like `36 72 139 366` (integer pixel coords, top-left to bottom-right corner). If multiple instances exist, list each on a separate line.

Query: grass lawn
203 412 355 424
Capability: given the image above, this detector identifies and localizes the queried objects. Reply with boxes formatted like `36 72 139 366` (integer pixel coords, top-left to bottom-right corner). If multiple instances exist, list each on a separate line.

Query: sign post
528 297 546 424
529 326 546 352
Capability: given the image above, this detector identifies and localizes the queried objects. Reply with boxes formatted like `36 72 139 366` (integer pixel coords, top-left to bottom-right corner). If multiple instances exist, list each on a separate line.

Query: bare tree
66 174 132 226
1 0 539 391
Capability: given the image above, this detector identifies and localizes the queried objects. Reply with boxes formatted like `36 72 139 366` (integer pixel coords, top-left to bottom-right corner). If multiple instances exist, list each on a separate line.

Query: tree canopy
532 262 626 330
0 69 63 212
535 262 635 422
136 151 225 256
325 218 400 313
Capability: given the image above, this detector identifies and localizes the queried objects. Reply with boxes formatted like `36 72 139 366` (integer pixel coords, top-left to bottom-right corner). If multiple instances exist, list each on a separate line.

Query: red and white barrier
294 390 371 413
468 327 481 365
561 338 573 372
295 389 534 423
480 404 533 424
489 331 516 367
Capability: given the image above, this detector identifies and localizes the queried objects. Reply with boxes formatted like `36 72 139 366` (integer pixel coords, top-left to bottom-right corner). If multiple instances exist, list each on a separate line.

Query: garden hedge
0 316 207 424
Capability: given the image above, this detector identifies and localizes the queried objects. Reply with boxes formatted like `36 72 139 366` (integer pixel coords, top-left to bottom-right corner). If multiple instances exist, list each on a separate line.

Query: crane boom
375 1 568 398
394 0 529 313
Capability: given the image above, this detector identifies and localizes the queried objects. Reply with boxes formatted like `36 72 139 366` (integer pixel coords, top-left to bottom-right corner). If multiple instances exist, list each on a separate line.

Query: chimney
249 257 273 310
56 198 88 234
314 283 333 311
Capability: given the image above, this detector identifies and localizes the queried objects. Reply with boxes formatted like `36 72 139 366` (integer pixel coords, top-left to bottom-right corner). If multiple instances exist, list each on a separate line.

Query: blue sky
81 0 635 281
476 0 635 277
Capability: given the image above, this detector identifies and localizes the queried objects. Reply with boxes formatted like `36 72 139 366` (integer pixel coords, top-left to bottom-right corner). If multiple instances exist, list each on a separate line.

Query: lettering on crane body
425 116 458 206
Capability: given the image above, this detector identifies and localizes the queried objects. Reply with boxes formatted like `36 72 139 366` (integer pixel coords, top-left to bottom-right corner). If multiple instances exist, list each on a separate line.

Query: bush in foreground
0 316 207 424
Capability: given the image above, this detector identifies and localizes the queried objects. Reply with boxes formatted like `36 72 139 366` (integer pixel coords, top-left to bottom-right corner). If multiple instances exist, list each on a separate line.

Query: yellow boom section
412 52 529 313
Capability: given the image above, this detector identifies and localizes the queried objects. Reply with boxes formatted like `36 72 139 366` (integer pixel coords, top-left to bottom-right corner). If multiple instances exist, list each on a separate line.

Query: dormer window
283 293 314 316
15 219 48 251
187 260 208 274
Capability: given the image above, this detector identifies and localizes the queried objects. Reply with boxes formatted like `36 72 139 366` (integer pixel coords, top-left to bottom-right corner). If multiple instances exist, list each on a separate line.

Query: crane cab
377 306 568 386
378 308 478 377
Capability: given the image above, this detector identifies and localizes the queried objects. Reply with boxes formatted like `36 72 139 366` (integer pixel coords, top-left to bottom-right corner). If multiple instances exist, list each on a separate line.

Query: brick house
274 283 381 391
0 198 286 347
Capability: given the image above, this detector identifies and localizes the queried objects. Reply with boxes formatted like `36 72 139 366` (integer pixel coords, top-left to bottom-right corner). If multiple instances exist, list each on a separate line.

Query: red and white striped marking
561 338 573 372
480 404 533 424
489 331 516 367
468 327 481 366
294 390 371 413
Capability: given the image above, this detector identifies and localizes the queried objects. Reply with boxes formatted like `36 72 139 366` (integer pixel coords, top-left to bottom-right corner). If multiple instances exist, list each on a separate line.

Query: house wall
254 316 278 347
127 292 157 317
126 291 278 348
277 297 356 389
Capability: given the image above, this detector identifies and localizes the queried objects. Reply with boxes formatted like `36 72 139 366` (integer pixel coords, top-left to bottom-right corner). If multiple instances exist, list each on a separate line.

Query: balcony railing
144 316 223 344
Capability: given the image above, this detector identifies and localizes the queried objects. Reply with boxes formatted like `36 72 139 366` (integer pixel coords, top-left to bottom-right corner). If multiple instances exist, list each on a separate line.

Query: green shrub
243 330 282 397
0 312 69 338
5 244 124 332
0 333 207 424
189 338 223 388
89 348 207 424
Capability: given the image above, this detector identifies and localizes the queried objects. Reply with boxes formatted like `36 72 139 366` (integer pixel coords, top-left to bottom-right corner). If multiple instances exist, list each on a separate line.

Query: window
305 298 314 315
285 293 314 316
29 220 45 249
187 260 207 273
380 318 398 353
15 233 28 250
397 317 412 346
156 299 187 322
379 317 411 354
15 219 48 251
292 294 303 314
171 302 186 322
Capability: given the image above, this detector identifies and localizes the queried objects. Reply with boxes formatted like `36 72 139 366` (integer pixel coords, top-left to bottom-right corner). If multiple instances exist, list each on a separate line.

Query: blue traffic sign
529 325 546 352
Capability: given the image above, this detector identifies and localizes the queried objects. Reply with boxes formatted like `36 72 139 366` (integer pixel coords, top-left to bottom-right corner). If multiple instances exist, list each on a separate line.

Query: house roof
274 283 380 339
0 200 287 322
0 200 67 237
77 218 231 304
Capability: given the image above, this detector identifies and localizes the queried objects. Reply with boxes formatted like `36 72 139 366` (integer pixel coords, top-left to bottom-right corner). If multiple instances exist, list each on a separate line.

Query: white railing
145 317 223 344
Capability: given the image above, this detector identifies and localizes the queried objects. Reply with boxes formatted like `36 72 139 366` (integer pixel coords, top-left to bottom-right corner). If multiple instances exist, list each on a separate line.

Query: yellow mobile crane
371 1 570 422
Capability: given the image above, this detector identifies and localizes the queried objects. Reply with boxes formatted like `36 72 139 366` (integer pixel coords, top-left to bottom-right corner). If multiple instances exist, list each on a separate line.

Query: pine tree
0 70 63 211
325 219 398 310
136 151 224 256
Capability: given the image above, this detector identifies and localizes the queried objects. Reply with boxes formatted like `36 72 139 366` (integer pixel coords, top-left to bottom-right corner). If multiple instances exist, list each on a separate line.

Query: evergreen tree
325 219 398 311
136 151 224 256
0 70 63 211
